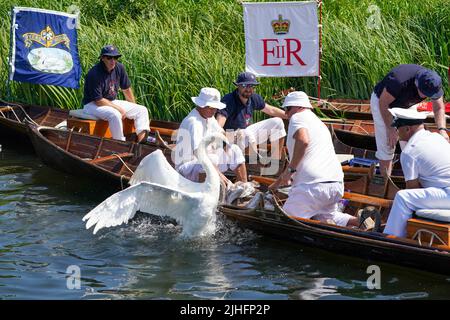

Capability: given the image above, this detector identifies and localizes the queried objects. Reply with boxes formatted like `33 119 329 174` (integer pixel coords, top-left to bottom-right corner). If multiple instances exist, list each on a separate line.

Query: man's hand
439 129 449 142
219 172 232 187
119 108 127 120
268 169 293 191
387 127 398 148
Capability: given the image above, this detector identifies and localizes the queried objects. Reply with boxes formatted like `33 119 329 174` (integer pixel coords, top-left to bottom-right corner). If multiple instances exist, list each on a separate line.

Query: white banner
243 1 319 77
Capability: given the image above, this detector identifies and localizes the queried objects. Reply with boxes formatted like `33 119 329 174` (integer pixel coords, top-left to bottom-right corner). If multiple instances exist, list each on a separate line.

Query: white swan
82 133 226 237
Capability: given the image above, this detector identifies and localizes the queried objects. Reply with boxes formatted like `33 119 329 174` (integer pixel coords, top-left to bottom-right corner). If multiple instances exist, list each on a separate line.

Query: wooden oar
343 191 392 208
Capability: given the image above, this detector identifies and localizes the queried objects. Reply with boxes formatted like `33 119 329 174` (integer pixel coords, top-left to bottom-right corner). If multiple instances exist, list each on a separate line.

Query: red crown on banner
271 14 290 35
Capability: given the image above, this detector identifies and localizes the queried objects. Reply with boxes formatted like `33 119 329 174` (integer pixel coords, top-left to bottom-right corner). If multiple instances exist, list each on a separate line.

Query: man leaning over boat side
370 64 447 176
383 108 450 238
173 87 247 185
82 45 150 143
268 91 360 227
216 72 287 163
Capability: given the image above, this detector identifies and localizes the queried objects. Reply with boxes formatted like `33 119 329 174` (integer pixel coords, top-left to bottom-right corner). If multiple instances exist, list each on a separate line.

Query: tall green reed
0 0 448 121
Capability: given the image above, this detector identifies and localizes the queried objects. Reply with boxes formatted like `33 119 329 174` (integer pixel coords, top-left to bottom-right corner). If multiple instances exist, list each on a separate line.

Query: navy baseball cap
99 45 122 58
416 69 443 100
233 72 260 86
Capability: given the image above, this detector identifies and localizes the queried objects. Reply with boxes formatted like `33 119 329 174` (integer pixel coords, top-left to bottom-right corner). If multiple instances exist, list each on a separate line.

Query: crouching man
173 87 247 184
384 108 450 237
269 92 359 227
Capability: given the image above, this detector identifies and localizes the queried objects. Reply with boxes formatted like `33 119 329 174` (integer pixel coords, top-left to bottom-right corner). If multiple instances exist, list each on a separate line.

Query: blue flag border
8 6 80 84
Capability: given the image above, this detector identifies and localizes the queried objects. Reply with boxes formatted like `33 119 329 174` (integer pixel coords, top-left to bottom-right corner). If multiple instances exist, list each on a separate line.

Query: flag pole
6 7 15 101
317 0 323 100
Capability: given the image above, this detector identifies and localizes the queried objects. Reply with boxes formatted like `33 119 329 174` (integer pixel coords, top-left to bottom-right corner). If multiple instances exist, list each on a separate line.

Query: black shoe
358 206 382 232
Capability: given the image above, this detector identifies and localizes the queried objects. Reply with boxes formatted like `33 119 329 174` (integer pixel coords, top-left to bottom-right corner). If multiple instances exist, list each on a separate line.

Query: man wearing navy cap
217 72 287 166
383 107 450 238
82 45 150 142
370 64 447 176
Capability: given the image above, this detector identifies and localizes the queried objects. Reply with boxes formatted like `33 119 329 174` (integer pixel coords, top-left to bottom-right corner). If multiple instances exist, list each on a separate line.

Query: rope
309 96 371 106
0 103 40 125
120 175 126 190
8 106 23 122
323 121 370 135
412 228 446 247
112 153 134 175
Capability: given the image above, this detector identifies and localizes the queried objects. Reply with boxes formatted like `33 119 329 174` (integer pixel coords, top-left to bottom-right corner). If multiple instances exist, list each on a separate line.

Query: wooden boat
327 119 448 153
312 98 450 124
26 123 173 190
26 122 289 189
0 100 68 141
218 188 450 275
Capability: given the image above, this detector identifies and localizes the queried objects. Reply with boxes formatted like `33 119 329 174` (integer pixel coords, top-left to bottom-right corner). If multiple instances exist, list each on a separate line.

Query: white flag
243 1 319 77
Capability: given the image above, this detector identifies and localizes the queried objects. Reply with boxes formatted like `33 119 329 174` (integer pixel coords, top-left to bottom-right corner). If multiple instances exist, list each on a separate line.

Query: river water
0 142 449 300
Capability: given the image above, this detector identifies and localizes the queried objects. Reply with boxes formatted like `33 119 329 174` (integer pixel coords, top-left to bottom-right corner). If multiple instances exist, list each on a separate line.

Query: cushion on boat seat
415 209 450 223
69 109 99 121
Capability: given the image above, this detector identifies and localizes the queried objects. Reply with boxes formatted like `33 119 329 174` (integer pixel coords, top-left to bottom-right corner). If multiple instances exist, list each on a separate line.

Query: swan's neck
197 137 221 195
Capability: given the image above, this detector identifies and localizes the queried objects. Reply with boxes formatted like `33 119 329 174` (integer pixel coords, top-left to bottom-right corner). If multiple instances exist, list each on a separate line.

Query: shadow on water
0 144 449 300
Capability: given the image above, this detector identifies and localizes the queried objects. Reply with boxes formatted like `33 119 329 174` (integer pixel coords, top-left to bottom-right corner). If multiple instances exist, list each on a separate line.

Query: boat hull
220 206 450 275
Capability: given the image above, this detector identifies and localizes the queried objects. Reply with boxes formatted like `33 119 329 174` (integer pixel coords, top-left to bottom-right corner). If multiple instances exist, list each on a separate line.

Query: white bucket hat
191 87 226 110
281 91 313 109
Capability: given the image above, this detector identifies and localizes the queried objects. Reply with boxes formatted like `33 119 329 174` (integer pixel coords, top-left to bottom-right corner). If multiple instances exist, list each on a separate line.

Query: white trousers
384 187 450 238
370 92 395 161
83 100 150 141
283 182 353 226
177 144 245 182
226 118 286 149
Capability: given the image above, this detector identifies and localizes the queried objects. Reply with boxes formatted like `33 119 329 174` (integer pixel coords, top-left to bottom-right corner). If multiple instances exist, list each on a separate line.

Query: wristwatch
287 167 297 173
438 128 447 132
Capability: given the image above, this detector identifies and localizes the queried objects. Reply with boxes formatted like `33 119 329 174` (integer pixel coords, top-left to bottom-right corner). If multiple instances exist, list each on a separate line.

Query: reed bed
0 0 448 121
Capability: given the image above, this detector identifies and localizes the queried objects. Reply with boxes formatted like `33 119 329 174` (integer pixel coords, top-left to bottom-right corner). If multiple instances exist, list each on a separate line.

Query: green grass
0 0 448 121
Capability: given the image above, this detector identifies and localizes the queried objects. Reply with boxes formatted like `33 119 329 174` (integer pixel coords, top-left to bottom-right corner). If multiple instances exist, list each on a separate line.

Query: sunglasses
240 84 256 89
104 56 120 61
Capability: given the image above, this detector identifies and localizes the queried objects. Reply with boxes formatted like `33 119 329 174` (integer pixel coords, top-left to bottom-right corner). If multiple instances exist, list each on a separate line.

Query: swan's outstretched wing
83 182 214 236
130 149 206 192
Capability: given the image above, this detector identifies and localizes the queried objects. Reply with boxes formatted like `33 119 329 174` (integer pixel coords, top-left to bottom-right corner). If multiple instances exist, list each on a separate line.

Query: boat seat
69 109 99 120
407 211 450 248
415 209 450 223
67 109 135 139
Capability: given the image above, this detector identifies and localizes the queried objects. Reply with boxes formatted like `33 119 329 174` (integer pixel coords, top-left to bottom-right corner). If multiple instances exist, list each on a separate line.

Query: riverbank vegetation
0 0 448 121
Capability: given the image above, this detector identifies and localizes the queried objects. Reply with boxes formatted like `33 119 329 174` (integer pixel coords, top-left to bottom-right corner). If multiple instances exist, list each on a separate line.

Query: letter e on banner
243 2 319 77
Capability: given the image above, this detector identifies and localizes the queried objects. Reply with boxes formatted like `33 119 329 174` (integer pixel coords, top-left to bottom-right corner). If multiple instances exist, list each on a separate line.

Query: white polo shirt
173 108 224 168
287 109 343 185
401 129 450 188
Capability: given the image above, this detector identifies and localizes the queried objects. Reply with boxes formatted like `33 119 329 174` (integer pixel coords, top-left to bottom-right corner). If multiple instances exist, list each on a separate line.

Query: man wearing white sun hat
173 87 247 183
269 91 360 227
384 107 450 238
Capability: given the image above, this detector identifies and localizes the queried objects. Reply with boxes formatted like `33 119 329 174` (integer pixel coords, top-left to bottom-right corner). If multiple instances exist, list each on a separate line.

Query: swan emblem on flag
23 26 73 74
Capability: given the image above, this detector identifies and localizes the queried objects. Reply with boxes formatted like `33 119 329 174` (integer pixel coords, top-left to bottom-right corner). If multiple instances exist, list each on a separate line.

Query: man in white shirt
384 108 450 237
269 91 358 227
173 87 247 183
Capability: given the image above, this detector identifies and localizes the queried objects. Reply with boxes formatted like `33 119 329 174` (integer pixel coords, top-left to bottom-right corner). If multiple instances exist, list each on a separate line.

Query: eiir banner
243 1 319 77
9 7 81 88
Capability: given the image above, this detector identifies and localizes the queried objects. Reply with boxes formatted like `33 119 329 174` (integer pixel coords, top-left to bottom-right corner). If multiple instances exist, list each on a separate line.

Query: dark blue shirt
373 64 425 108
218 90 266 130
82 61 131 105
